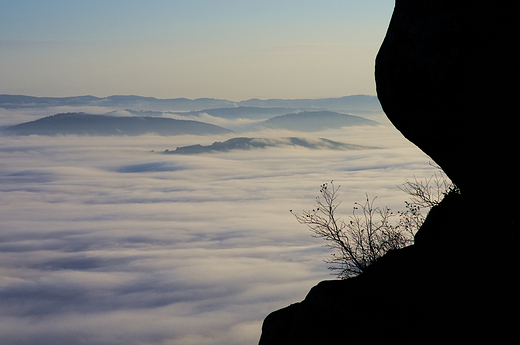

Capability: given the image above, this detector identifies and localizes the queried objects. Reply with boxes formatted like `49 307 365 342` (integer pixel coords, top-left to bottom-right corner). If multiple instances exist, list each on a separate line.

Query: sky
0 0 394 100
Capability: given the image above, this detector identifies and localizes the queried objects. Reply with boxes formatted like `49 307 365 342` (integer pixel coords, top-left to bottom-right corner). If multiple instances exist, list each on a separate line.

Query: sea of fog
0 112 438 345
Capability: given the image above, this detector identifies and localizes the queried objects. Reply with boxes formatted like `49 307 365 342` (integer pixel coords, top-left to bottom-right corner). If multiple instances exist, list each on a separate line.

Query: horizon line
0 93 378 102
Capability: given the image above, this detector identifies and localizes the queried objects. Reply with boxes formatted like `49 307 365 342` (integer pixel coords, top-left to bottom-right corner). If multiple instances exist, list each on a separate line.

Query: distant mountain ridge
257 111 379 131
179 106 295 120
0 95 235 111
239 94 382 111
5 113 233 136
164 137 381 154
0 94 383 112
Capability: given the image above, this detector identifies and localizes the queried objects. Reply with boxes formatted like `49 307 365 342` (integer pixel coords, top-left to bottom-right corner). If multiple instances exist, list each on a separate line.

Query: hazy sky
0 0 394 100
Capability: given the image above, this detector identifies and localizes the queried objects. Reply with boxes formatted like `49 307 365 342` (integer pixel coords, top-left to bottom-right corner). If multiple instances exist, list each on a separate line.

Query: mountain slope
257 111 379 132
164 137 380 154
5 113 233 136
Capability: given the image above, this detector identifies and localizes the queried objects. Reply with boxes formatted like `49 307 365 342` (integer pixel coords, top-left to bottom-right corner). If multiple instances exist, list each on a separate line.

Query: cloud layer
0 122 437 344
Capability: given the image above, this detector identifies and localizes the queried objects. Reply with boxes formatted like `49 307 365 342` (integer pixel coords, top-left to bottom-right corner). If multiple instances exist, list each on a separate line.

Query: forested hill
257 111 379 131
5 113 233 136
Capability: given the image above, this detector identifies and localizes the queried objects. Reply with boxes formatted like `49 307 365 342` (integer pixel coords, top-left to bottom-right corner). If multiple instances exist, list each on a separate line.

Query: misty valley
0 95 435 345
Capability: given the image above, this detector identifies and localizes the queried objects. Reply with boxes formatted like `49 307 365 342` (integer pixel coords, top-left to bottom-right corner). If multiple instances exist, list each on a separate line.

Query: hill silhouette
5 113 233 136
0 94 383 113
257 111 379 131
179 106 295 120
239 95 383 112
164 137 380 154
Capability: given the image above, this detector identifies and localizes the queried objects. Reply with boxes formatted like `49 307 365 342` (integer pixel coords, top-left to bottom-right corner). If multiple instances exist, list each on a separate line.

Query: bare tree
292 172 458 279
397 168 458 208
292 182 413 278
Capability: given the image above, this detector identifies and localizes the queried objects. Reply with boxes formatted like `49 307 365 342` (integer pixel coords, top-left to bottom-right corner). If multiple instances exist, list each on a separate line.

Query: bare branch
292 182 415 278
397 168 457 208
292 171 458 279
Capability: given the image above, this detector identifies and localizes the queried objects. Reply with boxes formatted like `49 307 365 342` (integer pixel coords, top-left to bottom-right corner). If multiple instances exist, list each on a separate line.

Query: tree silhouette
292 171 457 278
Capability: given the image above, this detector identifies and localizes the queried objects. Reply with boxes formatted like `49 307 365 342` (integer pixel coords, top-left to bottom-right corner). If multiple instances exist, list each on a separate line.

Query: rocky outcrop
375 1 518 197
259 193 518 344
259 1 518 344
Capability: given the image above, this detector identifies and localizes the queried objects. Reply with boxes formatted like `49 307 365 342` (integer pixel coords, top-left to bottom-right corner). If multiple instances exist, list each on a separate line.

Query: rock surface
258 1 519 344
375 1 518 196
259 193 518 344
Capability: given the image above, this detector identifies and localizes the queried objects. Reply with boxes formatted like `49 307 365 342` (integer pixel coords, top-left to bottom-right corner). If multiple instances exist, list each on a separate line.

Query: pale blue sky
0 0 394 100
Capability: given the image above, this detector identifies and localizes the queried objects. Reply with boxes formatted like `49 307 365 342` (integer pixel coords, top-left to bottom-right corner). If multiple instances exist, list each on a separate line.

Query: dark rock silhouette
259 1 518 344
375 0 518 278
260 193 518 344
375 1 517 198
